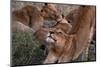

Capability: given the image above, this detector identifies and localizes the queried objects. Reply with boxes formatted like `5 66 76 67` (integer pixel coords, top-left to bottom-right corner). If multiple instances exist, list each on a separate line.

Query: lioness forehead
44 3 57 11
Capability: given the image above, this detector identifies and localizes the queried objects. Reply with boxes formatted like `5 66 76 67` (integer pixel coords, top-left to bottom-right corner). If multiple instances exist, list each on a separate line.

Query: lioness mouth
48 35 56 42
46 33 56 42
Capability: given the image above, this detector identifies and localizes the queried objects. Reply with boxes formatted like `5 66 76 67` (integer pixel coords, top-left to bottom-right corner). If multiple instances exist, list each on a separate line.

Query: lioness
68 6 96 60
12 5 43 32
12 3 60 32
35 14 72 56
44 29 76 64
41 3 60 20
35 14 72 46
44 6 96 64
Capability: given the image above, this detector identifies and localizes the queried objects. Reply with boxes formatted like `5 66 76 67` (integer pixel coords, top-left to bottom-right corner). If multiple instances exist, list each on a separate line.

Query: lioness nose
49 31 54 34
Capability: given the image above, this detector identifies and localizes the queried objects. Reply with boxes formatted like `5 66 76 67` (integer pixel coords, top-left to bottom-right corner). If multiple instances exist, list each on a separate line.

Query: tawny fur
35 14 72 46
12 4 61 32
68 6 96 60
44 29 76 64
12 5 43 32
44 6 96 64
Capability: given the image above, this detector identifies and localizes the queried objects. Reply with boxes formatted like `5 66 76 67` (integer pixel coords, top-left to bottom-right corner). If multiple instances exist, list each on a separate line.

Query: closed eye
58 32 62 34
58 32 61 33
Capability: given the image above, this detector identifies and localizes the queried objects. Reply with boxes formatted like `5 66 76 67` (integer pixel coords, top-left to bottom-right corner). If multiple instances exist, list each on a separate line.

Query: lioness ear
82 5 86 7
62 14 65 18
41 9 43 12
44 3 48 6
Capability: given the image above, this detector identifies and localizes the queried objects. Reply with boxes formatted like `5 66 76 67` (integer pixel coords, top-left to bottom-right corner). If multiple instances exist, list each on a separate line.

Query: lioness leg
43 50 58 64
58 55 72 63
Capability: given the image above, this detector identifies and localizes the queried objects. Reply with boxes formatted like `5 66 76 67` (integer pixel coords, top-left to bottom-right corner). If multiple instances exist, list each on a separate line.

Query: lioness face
41 3 60 20
46 29 66 44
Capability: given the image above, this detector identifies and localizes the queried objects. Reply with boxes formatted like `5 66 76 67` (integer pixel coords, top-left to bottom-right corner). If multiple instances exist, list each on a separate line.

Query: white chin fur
47 33 50 37
46 37 54 43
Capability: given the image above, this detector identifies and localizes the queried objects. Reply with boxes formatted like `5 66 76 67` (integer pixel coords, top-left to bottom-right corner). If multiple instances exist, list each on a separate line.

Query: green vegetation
12 32 46 66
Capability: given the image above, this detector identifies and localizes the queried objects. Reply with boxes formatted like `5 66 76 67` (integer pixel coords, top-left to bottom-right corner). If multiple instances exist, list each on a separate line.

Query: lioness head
46 28 67 45
44 27 76 64
41 3 60 20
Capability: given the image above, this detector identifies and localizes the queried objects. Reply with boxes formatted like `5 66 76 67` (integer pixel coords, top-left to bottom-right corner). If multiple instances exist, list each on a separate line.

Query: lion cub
12 3 60 32
12 5 44 32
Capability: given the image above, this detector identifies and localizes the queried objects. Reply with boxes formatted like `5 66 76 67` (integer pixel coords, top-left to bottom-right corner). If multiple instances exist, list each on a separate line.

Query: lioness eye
58 32 62 34
49 30 54 34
